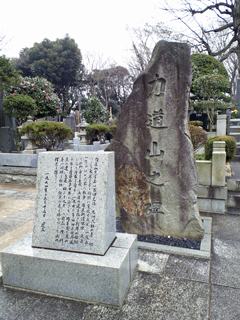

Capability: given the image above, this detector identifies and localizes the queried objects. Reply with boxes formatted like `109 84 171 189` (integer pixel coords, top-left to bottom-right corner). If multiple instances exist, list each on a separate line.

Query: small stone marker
32 151 116 255
107 40 204 239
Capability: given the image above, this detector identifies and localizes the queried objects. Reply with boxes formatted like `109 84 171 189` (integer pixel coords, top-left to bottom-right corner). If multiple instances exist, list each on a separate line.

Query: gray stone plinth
1 232 137 307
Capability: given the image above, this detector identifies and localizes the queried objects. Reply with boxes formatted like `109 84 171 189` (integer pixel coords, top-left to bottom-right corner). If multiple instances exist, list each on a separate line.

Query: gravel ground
116 217 201 250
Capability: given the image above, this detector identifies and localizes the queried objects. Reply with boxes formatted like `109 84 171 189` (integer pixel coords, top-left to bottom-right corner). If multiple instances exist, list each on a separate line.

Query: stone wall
0 166 37 184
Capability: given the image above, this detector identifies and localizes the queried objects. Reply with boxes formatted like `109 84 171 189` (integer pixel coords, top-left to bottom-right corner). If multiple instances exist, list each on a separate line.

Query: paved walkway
0 183 240 319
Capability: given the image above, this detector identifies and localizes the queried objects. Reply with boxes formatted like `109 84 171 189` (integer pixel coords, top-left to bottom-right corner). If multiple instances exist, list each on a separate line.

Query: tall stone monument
1 151 137 306
107 41 204 239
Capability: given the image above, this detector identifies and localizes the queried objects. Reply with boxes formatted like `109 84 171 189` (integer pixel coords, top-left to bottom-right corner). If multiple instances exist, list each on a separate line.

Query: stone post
235 78 240 117
212 141 226 186
217 114 227 136
73 133 80 151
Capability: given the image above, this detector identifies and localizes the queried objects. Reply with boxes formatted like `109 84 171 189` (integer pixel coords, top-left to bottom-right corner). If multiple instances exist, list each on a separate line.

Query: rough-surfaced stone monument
107 41 204 239
1 151 137 306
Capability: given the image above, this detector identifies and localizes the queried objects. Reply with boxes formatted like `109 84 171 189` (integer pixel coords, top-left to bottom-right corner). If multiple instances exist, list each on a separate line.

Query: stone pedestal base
1 232 137 307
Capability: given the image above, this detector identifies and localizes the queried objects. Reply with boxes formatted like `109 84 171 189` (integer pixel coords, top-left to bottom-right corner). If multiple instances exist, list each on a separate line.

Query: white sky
0 0 172 67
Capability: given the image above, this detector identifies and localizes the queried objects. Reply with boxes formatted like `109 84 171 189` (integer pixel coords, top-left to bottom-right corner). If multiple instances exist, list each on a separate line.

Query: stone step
226 206 240 215
227 191 240 208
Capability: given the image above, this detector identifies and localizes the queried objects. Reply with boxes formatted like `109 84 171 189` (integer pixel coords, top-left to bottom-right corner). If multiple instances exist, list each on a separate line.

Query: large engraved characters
107 41 204 239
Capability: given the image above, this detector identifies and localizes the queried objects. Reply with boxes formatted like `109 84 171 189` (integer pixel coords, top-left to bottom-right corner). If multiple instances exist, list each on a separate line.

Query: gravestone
0 127 16 153
190 113 208 131
1 151 137 306
107 40 204 239
66 115 75 131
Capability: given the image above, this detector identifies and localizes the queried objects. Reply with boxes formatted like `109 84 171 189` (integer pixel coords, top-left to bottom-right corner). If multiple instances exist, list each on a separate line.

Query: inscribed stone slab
32 151 116 255
106 40 204 239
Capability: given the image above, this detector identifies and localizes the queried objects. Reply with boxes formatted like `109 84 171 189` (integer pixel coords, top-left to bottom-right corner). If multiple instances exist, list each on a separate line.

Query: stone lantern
76 117 89 145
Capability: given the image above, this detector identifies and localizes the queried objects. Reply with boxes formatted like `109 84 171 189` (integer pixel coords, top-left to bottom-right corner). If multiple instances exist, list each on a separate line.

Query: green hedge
205 136 237 162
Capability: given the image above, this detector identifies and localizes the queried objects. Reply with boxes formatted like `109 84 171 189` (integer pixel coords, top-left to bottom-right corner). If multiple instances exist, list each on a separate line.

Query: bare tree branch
204 22 234 33
190 2 234 15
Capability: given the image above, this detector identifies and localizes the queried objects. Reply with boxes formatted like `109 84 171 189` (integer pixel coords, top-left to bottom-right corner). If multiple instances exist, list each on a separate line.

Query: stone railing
196 141 227 213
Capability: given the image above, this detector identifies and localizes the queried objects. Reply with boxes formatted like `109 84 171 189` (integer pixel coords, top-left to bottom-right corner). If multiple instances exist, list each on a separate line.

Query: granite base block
1 232 137 307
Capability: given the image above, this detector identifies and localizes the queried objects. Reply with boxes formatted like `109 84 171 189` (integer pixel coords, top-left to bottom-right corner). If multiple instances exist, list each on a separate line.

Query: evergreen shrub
205 136 237 162
86 124 109 144
19 121 73 151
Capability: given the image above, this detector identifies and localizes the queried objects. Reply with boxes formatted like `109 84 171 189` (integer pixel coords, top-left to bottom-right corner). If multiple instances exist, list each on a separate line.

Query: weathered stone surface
32 151 116 255
107 41 204 239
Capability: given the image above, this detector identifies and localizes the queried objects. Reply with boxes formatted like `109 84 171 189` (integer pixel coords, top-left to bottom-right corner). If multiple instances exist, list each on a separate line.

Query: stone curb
137 217 212 260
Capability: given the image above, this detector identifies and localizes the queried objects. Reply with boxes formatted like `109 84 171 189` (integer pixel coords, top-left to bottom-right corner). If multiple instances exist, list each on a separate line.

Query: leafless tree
83 52 132 114
0 32 7 53
126 22 196 79
162 0 240 74
83 51 114 98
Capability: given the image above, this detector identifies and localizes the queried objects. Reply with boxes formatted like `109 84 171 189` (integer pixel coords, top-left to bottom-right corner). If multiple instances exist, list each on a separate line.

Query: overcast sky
0 0 171 67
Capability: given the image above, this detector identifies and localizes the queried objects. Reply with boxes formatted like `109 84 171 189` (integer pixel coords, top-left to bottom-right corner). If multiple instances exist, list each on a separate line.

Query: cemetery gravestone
0 127 16 153
189 113 208 131
107 40 204 239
